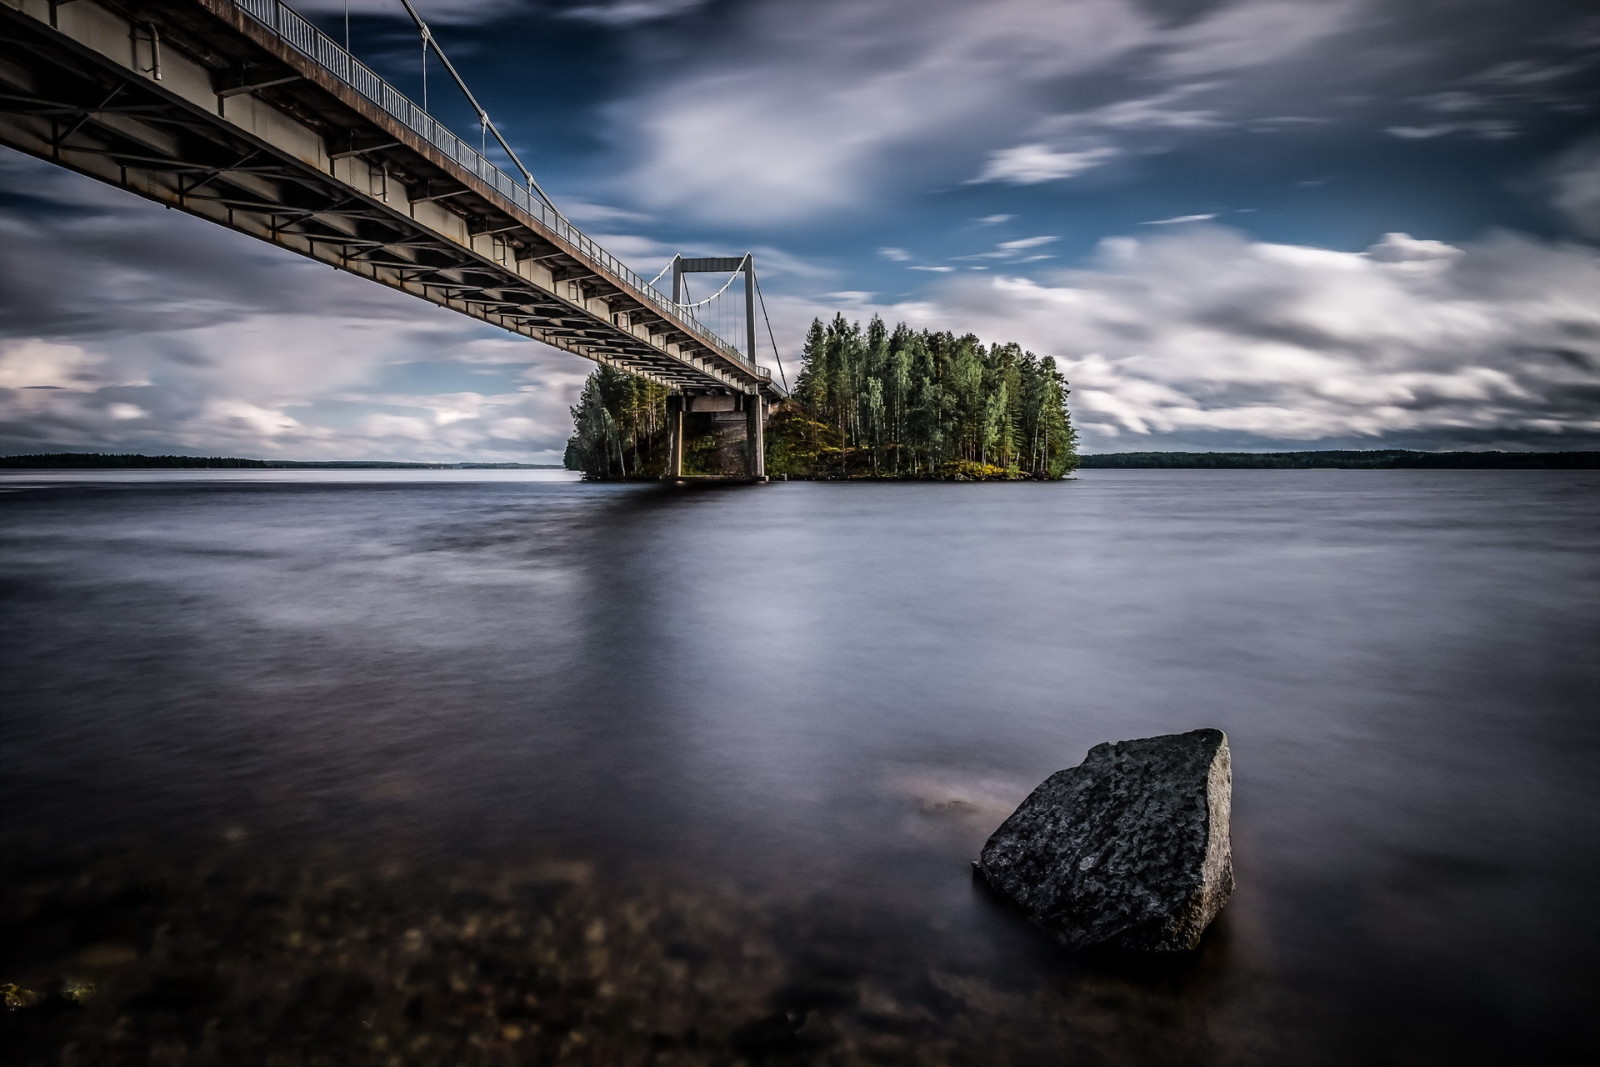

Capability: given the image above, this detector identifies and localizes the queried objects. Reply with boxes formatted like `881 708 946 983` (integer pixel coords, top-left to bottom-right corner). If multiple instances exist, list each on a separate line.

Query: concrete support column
667 393 684 479
744 253 757 366
746 394 766 480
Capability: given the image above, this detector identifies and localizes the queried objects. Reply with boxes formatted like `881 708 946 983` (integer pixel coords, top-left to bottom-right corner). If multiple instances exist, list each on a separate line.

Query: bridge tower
664 254 768 482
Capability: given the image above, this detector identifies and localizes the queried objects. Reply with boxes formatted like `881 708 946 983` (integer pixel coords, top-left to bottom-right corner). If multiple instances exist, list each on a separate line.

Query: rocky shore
1 838 1258 1066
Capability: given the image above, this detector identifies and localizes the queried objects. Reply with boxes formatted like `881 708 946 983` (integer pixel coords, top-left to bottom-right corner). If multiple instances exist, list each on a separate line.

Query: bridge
0 0 784 478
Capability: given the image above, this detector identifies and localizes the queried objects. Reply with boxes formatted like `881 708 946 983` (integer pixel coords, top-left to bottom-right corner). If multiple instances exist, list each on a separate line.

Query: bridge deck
0 0 783 400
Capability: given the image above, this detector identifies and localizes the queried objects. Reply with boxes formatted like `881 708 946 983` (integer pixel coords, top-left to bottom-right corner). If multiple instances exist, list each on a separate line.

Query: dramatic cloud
618 0 1164 221
0 158 591 462
614 0 1384 221
3 0 1597 458
849 227 1600 450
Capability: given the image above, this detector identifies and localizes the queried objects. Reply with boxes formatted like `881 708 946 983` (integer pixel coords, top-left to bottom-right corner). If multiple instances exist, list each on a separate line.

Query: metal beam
215 73 301 98
328 139 399 161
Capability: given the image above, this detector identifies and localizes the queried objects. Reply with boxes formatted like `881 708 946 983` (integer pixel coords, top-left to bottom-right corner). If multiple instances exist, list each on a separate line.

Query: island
565 315 1079 481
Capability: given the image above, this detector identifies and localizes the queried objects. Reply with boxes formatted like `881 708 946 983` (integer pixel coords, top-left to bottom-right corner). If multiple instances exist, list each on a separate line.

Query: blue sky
2 0 1598 459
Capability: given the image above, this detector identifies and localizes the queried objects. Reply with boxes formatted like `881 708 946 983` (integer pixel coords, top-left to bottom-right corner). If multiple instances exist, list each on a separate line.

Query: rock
2 982 43 1010
975 729 1233 952
60 980 97 1006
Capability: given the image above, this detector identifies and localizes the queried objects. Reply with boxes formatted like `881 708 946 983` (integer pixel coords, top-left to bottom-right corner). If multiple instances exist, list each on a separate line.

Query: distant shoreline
1077 450 1599 470
0 453 563 470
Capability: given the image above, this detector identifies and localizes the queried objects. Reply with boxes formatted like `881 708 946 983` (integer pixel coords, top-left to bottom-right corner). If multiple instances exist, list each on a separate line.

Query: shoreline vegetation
565 315 1079 481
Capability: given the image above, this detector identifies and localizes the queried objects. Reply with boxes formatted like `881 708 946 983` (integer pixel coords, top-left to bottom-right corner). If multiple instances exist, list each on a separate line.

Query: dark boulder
975 729 1233 952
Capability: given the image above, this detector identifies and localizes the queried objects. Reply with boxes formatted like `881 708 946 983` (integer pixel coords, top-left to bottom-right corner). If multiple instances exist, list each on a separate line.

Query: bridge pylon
663 254 768 483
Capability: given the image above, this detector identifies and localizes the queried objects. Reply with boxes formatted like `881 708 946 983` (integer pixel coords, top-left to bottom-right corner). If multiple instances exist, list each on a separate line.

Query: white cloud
969 144 1121 184
1386 125 1452 139
1157 0 1363 77
909 265 956 272
879 247 913 262
1387 120 1519 140
0 340 105 391
951 236 1063 265
561 0 708 25
556 197 654 226
1061 83 1228 131
818 227 1600 449
1364 231 1461 266
976 214 1014 225
1141 213 1221 225
997 236 1059 251
204 399 302 439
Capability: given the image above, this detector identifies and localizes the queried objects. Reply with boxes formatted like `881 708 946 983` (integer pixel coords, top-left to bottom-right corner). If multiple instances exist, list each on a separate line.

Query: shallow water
2 469 1597 1063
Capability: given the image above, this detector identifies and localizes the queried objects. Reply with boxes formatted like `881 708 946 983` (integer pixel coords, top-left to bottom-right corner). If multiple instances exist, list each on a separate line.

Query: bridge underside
0 0 782 402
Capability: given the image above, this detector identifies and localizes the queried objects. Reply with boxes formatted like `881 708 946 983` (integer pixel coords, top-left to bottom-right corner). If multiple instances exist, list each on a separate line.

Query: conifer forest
565 314 1078 480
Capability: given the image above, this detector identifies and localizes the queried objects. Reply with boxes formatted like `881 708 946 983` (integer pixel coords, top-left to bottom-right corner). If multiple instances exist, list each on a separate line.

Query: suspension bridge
0 0 786 479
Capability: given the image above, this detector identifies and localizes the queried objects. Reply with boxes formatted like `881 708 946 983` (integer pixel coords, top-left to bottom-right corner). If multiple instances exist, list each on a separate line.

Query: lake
2 469 1596 1064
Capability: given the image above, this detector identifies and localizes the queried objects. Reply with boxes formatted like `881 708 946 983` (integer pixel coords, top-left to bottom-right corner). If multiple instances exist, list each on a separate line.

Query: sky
2 0 1598 460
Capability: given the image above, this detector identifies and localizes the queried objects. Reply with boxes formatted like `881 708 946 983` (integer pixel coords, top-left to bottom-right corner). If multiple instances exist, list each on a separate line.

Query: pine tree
568 314 1078 481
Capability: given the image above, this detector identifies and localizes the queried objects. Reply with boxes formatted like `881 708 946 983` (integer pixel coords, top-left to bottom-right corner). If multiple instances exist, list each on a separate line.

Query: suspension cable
672 265 745 309
754 274 789 392
643 258 675 289
395 0 564 220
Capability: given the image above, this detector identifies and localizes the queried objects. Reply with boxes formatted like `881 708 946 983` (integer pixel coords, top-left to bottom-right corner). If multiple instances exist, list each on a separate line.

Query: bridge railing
230 0 772 384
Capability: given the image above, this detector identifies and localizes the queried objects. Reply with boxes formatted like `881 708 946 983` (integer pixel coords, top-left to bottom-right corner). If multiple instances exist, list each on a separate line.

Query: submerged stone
975 729 1233 952
2 983 43 1010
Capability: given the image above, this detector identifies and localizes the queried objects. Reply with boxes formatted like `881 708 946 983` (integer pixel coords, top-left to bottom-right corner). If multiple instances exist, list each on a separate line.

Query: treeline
780 315 1077 479
1080 451 1600 469
564 314 1079 480
564 371 676 479
1 454 561 469
1 453 271 468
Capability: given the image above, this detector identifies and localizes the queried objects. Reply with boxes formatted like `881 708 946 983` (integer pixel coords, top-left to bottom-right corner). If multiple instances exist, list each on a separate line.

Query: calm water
2 469 1597 1063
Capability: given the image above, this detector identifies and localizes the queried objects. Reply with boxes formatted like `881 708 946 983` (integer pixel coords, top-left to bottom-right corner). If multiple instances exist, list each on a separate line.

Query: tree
567 313 1079 481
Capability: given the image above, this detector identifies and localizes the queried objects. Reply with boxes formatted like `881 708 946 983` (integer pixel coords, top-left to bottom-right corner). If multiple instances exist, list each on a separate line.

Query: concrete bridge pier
667 394 685 479
746 395 766 481
666 391 767 483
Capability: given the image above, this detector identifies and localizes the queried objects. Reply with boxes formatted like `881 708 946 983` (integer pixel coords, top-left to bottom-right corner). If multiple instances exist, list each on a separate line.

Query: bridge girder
0 0 783 399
